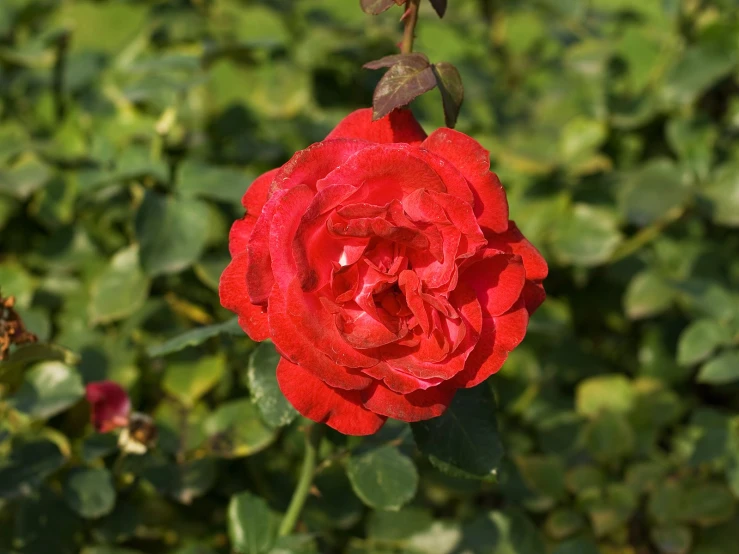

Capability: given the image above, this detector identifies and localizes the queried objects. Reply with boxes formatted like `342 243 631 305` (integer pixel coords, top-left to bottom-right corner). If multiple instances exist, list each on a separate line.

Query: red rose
220 109 547 435
86 381 131 433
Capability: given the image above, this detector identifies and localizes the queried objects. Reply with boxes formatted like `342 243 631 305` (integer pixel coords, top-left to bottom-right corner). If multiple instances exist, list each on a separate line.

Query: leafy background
1 0 739 553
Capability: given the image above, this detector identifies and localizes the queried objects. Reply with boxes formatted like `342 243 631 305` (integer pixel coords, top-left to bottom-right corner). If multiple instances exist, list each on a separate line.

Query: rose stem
277 423 324 537
400 0 421 54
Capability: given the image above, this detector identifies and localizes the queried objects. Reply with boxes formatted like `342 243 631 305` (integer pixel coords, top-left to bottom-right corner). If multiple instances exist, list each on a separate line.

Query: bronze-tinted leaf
432 62 464 128
429 0 448 17
372 60 437 120
364 53 429 71
360 0 396 15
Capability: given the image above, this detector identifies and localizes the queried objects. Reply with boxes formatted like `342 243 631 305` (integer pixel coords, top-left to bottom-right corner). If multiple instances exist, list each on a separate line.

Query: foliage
1 0 739 553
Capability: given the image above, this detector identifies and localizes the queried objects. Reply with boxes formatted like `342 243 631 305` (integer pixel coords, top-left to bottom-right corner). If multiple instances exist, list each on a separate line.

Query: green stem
277 424 324 537
400 0 421 54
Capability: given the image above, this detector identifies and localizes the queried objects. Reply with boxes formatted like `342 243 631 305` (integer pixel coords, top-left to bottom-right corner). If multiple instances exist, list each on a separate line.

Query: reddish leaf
364 53 429 70
360 0 396 15
372 60 437 120
429 0 448 17
432 62 464 128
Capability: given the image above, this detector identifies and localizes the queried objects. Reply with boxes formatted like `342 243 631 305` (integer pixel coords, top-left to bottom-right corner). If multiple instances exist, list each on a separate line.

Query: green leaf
89 245 151 324
371 56 437 120
12 361 85 419
624 270 675 320
63 468 116 519
247 341 296 428
141 458 217 505
205 399 277 458
544 508 585 540
148 318 242 357
666 117 717 183
701 162 739 227
697 350 739 385
619 159 690 227
346 446 418 511
162 354 226 407
0 440 66 499
680 484 735 526
432 62 464 128
559 117 607 165
576 374 635 417
552 538 600 554
135 191 210 277
651 524 692 554
551 204 622 266
677 319 732 366
0 342 79 380
460 509 545 554
411 384 503 479
583 411 636 462
228 491 275 554
178 161 254 204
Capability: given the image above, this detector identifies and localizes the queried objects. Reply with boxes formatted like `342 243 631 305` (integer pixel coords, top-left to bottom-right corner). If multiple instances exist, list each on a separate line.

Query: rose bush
220 108 547 435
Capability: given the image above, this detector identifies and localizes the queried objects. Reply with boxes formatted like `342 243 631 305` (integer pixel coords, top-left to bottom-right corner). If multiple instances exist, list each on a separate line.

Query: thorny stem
400 0 421 54
277 424 324 537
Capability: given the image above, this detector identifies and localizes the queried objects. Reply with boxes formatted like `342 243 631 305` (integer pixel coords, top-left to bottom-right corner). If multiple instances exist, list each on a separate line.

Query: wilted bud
118 412 158 455
85 381 131 433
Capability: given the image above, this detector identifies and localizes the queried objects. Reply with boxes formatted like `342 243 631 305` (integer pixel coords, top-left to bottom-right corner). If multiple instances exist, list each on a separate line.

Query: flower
85 381 131 433
220 108 547 435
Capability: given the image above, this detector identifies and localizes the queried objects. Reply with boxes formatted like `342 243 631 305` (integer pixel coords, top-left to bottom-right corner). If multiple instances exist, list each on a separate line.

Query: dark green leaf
228 491 275 554
135 191 210 277
247 341 296 428
89 245 151 324
63 468 116 519
346 446 418 510
147 318 242 357
677 319 732 366
205 399 277 458
0 441 66 499
12 361 85 419
697 350 739 385
432 62 463 128
412 384 503 479
162 354 226 407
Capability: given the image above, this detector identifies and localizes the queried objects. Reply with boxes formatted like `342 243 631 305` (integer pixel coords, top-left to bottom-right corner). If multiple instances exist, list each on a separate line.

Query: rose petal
522 281 546 315
277 358 386 436
242 168 279 212
452 299 529 388
86 381 131 433
268 285 373 390
361 381 455 422
229 169 280 257
326 108 427 145
318 145 446 204
273 139 370 192
361 362 444 394
485 222 548 281
423 128 509 233
285 279 380 368
246 189 289 305
220 251 270 341
462 252 526 317
269 185 314 292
